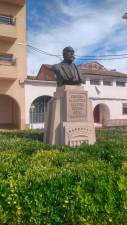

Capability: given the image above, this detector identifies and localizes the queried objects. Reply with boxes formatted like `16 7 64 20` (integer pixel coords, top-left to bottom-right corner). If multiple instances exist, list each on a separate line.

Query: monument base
44 85 96 146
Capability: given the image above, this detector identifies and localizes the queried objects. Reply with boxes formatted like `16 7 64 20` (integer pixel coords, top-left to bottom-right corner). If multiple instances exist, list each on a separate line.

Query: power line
28 46 127 61
27 44 127 61
27 44 62 60
76 56 127 61
76 53 127 58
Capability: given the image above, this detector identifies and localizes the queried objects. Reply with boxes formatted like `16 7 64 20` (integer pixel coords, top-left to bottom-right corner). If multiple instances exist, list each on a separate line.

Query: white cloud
27 0 127 75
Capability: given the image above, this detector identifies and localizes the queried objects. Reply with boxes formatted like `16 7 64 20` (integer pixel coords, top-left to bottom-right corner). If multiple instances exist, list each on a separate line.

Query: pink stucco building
0 0 26 129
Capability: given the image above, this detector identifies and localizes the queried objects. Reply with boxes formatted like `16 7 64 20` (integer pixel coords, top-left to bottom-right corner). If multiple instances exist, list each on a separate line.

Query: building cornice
90 97 127 101
81 71 127 79
25 79 56 86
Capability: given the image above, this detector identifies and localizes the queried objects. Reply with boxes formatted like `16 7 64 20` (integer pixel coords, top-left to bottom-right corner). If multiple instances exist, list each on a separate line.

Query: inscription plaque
66 91 87 122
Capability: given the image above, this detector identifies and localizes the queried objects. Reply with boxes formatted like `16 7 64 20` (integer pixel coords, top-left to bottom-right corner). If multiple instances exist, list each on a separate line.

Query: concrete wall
85 79 127 120
85 79 127 100
25 78 127 128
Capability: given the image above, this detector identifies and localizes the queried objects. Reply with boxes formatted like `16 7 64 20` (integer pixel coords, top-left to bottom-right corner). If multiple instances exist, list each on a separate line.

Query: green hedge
0 129 127 225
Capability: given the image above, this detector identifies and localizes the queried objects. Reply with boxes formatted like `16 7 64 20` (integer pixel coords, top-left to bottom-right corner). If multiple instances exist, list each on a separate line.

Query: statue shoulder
72 63 78 68
53 63 63 71
73 63 81 72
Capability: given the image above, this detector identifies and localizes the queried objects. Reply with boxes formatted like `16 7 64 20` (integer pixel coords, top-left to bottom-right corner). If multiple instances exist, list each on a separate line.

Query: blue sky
26 0 127 75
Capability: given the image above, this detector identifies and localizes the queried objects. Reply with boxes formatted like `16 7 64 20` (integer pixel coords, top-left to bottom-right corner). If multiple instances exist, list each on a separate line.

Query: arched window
30 96 52 124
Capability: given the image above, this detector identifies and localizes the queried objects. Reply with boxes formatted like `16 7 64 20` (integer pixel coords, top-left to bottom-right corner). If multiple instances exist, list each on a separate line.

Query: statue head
62 46 75 63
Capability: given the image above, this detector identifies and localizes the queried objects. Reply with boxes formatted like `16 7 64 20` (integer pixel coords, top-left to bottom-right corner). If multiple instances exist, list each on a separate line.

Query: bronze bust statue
53 46 83 87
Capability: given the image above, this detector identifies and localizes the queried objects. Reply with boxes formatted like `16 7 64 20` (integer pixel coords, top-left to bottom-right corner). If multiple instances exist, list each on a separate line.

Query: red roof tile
28 62 127 81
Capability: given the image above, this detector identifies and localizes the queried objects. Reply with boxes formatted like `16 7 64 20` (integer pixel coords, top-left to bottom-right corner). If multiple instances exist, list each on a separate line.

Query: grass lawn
0 129 127 225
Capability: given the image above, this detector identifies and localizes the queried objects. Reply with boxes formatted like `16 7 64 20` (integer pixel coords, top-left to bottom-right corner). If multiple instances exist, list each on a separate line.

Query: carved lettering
66 92 87 121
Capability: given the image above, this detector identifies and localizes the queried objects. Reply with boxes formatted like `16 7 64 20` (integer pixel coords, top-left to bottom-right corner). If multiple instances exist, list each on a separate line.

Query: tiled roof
27 62 127 81
80 68 127 77
79 62 127 77
36 64 55 81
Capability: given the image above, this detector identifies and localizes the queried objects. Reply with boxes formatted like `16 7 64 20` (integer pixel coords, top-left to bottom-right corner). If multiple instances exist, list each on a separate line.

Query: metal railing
30 111 45 124
0 54 16 64
0 15 16 25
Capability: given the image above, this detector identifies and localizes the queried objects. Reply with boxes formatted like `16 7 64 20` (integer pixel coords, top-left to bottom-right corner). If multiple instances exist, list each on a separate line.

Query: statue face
63 47 75 62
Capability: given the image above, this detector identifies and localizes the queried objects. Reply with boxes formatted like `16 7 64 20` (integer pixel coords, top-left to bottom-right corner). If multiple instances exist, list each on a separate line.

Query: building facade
0 1 127 130
25 62 127 129
0 0 26 129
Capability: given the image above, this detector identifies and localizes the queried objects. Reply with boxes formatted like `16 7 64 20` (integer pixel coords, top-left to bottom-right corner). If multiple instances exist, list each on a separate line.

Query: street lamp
122 13 127 20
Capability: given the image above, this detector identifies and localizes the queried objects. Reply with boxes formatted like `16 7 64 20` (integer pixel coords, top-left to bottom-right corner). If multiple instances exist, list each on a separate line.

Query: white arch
25 81 56 126
93 103 110 126
29 95 52 129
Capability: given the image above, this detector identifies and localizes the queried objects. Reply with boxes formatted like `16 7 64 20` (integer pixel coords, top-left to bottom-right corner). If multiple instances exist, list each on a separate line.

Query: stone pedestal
44 85 96 146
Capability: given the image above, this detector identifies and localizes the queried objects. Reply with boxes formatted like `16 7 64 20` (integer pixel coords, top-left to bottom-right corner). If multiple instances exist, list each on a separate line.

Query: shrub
0 129 127 224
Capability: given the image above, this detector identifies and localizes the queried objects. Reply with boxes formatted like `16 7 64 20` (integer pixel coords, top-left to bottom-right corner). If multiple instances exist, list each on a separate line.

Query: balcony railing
0 15 15 25
0 53 16 65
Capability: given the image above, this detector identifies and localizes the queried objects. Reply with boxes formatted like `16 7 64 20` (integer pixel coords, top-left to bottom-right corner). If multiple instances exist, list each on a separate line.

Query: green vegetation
0 129 127 225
